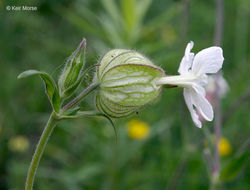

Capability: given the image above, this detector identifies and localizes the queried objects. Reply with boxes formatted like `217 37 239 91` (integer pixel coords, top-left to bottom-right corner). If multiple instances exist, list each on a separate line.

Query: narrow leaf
52 90 61 113
62 64 100 98
63 107 81 116
121 0 136 31
18 70 43 79
18 70 61 112
101 0 122 26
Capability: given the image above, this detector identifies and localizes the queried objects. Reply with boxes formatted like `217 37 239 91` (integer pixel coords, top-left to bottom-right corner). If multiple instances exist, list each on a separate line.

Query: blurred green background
0 0 249 189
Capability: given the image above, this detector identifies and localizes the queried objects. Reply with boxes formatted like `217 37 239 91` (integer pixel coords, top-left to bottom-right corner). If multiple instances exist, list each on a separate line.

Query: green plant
18 39 114 190
18 38 226 189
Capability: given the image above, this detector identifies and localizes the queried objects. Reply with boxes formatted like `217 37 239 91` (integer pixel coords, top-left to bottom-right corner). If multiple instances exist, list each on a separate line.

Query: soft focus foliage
0 0 249 190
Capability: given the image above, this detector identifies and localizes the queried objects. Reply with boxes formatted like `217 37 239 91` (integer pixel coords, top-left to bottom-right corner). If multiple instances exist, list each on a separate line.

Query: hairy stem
25 112 59 190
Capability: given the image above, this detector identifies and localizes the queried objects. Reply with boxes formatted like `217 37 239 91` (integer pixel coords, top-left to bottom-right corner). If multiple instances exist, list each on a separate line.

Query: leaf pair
17 39 117 142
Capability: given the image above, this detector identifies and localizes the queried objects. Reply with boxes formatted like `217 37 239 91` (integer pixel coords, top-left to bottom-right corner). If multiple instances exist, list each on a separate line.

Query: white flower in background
206 74 229 98
156 41 224 128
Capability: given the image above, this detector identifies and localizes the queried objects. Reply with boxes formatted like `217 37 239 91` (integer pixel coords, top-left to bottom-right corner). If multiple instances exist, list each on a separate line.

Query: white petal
191 47 224 75
206 76 217 93
183 88 202 128
192 83 206 97
185 41 194 58
178 41 195 74
191 85 214 121
206 74 229 97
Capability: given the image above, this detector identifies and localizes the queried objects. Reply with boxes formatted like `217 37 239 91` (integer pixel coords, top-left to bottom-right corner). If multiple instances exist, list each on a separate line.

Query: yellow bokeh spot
8 135 30 153
219 137 232 157
127 119 150 139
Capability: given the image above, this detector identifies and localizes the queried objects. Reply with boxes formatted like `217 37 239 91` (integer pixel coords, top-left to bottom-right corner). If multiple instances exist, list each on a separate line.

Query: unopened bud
95 49 165 118
58 39 86 97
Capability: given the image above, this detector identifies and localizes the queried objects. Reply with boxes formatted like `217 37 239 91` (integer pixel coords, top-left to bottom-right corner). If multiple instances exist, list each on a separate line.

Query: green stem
209 173 219 190
25 112 59 190
62 82 99 110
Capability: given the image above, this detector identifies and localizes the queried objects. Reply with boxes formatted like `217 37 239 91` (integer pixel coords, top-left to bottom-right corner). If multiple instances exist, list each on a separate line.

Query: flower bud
58 39 86 97
95 49 165 118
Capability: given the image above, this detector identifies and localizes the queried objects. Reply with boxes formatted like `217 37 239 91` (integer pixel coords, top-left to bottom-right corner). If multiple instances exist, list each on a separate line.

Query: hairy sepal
58 39 86 97
97 63 164 118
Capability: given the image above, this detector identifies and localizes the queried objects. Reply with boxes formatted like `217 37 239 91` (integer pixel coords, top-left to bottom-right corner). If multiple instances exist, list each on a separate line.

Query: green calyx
58 38 86 98
95 49 165 118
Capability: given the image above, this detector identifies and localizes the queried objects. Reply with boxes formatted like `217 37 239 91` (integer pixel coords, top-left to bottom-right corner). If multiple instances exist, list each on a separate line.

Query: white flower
156 41 224 128
206 74 229 98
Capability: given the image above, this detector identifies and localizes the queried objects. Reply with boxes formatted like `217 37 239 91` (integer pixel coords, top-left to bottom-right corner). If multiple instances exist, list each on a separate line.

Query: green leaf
62 64 100 98
101 0 122 26
63 107 81 116
17 70 42 79
18 70 61 112
219 153 250 182
121 0 136 31
52 89 61 113
63 79 82 97
63 9 105 40
136 0 152 24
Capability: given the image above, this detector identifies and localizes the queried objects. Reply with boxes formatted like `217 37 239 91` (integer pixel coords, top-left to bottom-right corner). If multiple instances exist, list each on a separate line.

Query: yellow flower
8 135 30 153
219 137 232 157
127 119 150 139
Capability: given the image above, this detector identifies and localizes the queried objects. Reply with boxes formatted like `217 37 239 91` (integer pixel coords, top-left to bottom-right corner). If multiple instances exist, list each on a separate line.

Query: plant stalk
211 0 224 189
63 82 99 110
25 112 59 190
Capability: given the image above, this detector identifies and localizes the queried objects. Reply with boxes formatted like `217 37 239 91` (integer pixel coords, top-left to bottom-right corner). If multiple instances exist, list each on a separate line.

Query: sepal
95 49 165 118
58 38 86 98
